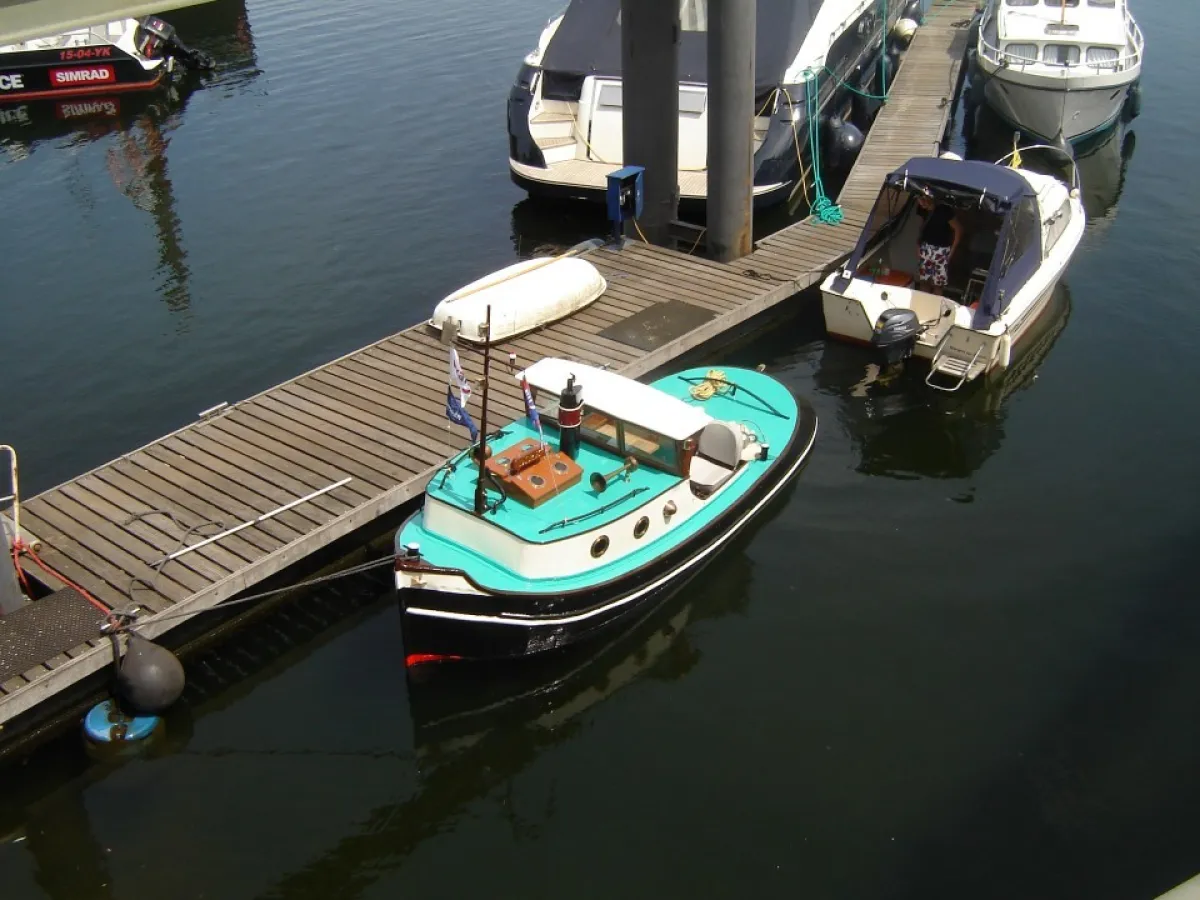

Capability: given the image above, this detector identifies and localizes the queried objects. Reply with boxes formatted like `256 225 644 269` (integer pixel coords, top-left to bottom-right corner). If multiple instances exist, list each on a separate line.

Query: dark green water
2 0 1199 897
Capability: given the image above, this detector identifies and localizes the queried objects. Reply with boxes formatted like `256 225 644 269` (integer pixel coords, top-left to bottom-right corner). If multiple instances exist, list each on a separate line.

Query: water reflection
0 498 780 899
509 197 608 259
0 0 260 315
255 538 766 900
965 103 1138 232
815 284 1072 480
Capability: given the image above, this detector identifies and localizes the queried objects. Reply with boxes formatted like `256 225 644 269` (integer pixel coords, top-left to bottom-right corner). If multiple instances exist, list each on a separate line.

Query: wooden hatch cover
485 439 582 507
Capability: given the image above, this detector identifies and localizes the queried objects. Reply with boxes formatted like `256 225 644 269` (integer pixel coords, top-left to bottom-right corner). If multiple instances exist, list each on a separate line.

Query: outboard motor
871 308 922 366
558 375 583 460
135 16 215 71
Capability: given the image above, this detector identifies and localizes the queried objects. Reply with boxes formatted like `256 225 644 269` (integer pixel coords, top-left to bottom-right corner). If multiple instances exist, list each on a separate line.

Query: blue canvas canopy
838 156 1043 324
884 156 1034 211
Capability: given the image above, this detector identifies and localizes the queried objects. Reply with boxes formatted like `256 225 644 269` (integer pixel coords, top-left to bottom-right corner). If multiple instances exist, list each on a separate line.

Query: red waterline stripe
0 76 163 104
405 653 464 667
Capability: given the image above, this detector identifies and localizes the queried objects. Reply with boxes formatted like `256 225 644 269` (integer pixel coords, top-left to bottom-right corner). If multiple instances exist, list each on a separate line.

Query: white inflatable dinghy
430 256 607 343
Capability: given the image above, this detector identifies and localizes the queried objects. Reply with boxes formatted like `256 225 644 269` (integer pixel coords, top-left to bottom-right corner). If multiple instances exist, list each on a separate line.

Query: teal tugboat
394 358 817 668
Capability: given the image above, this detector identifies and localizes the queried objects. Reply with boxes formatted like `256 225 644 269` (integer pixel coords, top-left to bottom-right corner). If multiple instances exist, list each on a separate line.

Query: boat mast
473 305 492 516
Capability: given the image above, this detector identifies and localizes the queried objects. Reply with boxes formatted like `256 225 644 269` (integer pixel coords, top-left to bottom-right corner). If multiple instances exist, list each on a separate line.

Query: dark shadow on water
0 560 394 899
249 488 794 900
0 479 797 900
509 197 609 259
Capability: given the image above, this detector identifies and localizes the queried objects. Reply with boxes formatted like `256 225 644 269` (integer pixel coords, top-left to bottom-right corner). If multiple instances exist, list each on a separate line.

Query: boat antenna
474 305 493 516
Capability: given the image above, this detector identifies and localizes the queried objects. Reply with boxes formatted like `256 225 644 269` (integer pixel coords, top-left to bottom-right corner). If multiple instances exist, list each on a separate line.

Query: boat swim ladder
926 338 986 392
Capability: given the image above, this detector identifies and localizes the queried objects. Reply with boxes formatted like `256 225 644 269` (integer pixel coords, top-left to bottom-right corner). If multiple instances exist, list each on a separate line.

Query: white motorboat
430 255 607 344
974 0 1144 144
819 152 1085 391
507 0 915 207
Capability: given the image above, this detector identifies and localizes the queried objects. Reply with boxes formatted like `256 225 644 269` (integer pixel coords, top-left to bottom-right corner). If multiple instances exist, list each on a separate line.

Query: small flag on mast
449 347 472 405
520 375 545 447
445 386 479 441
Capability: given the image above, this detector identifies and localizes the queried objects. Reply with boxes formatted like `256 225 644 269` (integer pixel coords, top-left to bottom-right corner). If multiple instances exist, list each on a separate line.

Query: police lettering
0 73 24 91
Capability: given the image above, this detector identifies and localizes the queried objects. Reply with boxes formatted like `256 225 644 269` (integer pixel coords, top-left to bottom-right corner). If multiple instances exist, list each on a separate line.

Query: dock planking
0 0 976 743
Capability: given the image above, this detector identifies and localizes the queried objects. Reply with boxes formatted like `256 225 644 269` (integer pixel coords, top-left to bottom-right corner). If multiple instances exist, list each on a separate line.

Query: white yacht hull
979 64 1136 143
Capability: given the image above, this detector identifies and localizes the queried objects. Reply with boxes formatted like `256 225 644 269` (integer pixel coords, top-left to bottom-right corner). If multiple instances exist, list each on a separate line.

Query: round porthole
552 461 569 474
633 516 650 539
591 535 610 558
530 474 546 487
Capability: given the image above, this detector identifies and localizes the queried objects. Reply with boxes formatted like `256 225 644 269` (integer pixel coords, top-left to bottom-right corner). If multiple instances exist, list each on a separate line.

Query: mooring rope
802 69 844 226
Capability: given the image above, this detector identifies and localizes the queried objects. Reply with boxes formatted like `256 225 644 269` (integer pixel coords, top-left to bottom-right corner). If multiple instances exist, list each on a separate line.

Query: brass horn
590 456 638 493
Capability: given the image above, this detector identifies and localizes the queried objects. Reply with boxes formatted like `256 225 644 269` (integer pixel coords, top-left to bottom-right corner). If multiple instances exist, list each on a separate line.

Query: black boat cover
540 0 825 93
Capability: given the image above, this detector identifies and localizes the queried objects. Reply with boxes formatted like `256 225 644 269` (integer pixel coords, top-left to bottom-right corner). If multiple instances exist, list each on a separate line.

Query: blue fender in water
83 700 161 743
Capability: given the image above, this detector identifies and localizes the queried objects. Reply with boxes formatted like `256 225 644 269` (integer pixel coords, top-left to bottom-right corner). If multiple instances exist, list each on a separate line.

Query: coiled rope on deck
689 369 733 401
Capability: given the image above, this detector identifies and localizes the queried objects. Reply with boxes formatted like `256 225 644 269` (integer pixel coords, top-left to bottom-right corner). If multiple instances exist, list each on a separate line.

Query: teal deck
396 367 800 593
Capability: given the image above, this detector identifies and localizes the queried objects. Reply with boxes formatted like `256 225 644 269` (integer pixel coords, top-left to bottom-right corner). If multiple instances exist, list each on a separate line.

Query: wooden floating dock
0 0 975 748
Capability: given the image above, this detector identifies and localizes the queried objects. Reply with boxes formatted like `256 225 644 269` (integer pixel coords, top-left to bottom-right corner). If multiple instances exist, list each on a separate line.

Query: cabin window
1002 43 1039 64
1087 0 1115 5
581 408 621 452
1086 46 1120 68
623 422 681 472
1043 197 1072 252
598 84 623 108
1044 44 1081 65
1005 0 1036 4
1044 0 1080 6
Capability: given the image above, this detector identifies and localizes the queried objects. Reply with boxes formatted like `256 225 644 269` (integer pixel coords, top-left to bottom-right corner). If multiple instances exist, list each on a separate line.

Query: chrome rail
977 7 1143 74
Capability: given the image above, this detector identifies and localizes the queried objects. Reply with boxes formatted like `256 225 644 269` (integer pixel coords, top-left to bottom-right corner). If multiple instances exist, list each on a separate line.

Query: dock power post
606 166 645 245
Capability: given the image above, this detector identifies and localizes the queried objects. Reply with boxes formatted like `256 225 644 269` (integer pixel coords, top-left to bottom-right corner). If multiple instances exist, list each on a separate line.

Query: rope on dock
107 556 397 633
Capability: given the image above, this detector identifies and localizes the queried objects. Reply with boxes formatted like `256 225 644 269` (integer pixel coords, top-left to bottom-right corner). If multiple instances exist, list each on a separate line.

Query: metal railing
0 445 18 550
978 6 1144 74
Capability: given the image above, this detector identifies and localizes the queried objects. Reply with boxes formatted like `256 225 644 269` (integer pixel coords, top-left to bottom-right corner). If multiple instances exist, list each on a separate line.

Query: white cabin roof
519 358 711 442
998 1 1127 46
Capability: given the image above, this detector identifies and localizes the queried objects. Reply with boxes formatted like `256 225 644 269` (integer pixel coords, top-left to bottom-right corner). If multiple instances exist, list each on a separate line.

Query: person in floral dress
916 194 962 296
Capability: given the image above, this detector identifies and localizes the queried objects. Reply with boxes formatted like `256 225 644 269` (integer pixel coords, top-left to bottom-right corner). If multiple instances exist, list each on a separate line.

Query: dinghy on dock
430 256 607 344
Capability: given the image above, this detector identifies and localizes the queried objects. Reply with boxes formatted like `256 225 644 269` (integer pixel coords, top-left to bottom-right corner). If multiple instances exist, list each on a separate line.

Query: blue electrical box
605 165 644 236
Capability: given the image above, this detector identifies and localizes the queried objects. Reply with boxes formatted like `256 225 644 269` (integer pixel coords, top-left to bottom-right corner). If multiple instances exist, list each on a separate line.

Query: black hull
400 396 817 668
0 48 165 104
